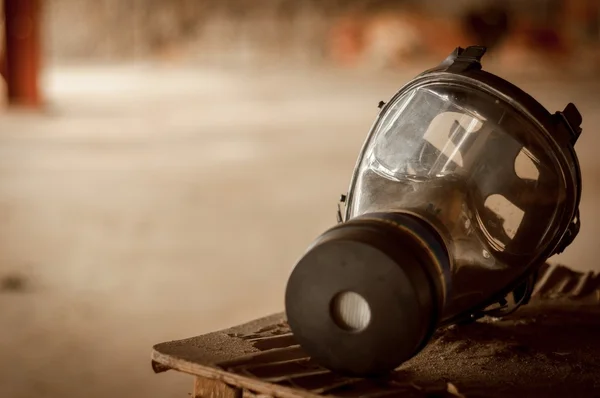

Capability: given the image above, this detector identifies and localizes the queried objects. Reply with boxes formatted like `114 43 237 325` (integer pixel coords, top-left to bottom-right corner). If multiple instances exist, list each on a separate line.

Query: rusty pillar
3 0 42 107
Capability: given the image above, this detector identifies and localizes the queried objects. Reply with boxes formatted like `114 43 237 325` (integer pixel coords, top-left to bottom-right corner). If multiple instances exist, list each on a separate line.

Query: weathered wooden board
152 264 600 397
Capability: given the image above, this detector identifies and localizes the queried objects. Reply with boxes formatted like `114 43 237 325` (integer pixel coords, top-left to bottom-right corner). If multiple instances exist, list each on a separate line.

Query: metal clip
444 45 487 73
336 194 347 224
556 103 582 145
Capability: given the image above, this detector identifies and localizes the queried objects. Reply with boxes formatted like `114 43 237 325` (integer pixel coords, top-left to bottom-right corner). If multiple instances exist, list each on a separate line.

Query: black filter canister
285 212 449 376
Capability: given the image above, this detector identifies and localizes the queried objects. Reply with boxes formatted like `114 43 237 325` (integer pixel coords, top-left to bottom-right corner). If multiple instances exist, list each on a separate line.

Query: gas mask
285 46 583 377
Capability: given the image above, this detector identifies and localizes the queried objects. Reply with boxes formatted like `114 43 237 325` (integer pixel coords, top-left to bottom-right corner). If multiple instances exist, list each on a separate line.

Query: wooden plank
533 263 600 299
152 264 600 398
151 313 322 398
151 349 321 398
194 376 242 398
152 313 289 367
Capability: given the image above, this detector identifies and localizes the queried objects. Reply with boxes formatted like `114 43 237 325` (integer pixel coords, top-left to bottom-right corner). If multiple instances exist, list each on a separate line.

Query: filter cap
285 212 446 376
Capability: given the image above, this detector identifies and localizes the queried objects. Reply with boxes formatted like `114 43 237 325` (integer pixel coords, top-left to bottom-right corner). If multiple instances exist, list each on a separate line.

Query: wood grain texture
152 265 600 397
194 377 242 398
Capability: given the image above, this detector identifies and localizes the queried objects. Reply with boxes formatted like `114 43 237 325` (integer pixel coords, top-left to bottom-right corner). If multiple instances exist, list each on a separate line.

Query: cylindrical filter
285 212 449 376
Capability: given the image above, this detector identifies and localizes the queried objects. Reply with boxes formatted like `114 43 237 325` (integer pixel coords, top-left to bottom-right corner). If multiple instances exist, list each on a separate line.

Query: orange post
3 0 42 107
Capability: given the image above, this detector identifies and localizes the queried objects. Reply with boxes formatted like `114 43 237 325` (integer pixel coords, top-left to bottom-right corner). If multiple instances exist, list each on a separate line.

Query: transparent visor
349 82 567 257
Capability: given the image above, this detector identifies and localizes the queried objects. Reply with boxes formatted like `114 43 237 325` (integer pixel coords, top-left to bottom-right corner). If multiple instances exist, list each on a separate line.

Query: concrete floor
0 63 599 398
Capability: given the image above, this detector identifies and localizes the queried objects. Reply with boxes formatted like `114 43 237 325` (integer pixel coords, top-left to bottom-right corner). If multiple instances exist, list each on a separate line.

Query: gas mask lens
350 80 567 261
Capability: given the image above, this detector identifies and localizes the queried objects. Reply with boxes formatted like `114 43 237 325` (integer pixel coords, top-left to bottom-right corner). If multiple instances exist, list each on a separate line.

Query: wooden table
151 264 600 398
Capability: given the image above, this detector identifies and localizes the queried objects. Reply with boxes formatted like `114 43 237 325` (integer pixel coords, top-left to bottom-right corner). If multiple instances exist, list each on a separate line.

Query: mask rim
344 69 581 265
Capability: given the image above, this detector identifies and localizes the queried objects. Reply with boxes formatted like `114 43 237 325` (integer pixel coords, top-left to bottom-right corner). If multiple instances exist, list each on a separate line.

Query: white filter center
330 291 372 332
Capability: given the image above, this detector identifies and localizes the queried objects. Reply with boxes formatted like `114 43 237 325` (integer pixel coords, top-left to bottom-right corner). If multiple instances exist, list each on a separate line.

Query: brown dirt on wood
394 301 600 397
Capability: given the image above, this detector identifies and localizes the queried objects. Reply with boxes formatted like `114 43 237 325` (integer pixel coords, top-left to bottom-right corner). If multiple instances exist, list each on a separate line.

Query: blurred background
1 0 600 397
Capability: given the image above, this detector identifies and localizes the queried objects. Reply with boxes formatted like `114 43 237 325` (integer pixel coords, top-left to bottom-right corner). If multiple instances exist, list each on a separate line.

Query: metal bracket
443 45 488 73
336 194 347 224
555 103 582 145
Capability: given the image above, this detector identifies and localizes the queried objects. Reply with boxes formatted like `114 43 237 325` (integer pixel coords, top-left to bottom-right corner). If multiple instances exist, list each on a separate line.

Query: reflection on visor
352 83 567 258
